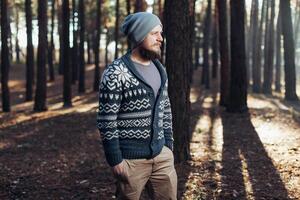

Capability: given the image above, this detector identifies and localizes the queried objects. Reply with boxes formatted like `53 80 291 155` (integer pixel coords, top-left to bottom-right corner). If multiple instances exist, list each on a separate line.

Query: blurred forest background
1 0 300 199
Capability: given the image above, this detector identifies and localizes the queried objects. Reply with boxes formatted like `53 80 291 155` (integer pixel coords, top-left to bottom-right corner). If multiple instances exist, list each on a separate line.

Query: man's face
139 25 163 60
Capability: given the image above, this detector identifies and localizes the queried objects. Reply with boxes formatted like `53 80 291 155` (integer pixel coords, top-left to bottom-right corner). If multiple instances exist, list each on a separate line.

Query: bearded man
97 12 177 200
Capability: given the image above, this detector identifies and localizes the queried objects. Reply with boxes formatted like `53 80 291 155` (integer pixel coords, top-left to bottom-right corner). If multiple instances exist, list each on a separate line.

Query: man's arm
162 81 174 151
97 65 123 167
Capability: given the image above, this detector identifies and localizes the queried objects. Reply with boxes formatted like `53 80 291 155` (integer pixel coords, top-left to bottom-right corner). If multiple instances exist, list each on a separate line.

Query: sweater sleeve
163 81 174 151
97 65 123 167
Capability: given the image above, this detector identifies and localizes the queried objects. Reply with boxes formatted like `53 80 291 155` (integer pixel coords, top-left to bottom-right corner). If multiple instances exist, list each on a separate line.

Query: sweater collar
121 51 167 88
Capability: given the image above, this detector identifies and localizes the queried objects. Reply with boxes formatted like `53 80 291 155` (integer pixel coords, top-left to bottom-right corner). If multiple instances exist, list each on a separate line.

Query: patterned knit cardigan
97 52 174 167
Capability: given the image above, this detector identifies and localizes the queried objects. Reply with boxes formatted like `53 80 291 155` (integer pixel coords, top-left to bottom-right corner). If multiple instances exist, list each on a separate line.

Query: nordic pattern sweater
97 52 174 167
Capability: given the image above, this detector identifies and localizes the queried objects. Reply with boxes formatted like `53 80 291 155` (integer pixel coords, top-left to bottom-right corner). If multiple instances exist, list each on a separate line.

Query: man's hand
112 161 128 183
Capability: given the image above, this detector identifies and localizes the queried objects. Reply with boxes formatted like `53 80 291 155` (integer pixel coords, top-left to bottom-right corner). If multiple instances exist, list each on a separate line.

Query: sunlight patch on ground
190 88 201 103
239 150 255 200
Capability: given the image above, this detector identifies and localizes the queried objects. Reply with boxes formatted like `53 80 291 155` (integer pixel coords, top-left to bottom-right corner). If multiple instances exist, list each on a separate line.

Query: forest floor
0 63 300 200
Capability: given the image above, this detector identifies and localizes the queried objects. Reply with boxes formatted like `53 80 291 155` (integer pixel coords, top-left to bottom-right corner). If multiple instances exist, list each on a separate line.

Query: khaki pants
116 146 177 200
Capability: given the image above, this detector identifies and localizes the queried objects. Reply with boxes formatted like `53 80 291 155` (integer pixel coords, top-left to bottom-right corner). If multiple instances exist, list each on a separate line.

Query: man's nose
157 34 163 42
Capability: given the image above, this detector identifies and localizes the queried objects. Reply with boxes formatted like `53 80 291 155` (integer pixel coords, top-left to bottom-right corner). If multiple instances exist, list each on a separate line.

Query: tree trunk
114 0 120 59
263 0 275 94
251 0 259 92
262 0 270 93
105 27 109 66
15 9 21 63
252 0 266 93
48 0 56 82
34 0 48 111
72 0 78 84
246 1 253 86
164 0 192 162
62 0 72 107
58 0 63 75
1 0 11 112
280 0 299 101
93 0 102 92
126 0 131 50
275 7 282 92
134 0 146 12
87 35 92 64
25 0 34 101
217 0 230 106
227 0 248 113
294 3 300 46
201 0 212 89
78 0 85 93
212 3 219 79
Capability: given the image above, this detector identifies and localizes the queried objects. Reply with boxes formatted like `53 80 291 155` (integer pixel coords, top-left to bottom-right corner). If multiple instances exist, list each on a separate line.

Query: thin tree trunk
105 27 109 66
280 0 299 101
164 0 192 162
294 3 300 46
251 0 259 92
201 0 212 89
15 9 21 63
25 0 34 101
275 7 282 92
262 0 270 93
114 0 120 59
246 1 253 86
62 0 72 107
58 0 63 75
87 34 92 64
1 0 11 112
212 2 219 79
78 0 85 93
227 0 248 113
72 0 78 83
253 0 266 93
126 0 131 50
217 0 230 106
263 0 275 94
48 0 56 82
134 0 144 12
34 0 48 111
93 0 102 92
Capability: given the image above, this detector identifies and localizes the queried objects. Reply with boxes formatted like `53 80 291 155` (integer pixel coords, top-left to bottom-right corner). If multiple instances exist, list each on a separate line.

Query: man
97 12 177 200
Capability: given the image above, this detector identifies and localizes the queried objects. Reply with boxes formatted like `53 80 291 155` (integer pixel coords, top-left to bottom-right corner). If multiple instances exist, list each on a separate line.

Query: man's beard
139 45 161 60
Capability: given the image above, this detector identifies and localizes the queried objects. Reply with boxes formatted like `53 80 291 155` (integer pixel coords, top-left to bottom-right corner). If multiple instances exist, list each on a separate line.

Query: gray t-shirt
133 61 161 97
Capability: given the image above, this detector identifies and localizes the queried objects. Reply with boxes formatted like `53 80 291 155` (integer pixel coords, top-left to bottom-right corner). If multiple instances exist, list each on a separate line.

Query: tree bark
275 7 282 92
72 0 78 83
78 0 86 93
62 0 72 107
201 0 212 89
114 0 120 59
217 0 230 106
25 0 34 101
126 0 131 50
252 0 266 93
263 0 275 94
34 0 48 111
1 0 11 112
48 0 56 82
212 3 219 79
93 0 102 92
227 0 248 113
15 8 21 63
280 0 299 101
164 0 192 162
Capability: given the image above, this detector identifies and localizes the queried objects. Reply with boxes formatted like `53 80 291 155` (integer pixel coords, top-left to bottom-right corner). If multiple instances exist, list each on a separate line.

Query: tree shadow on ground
0 111 115 199
219 111 291 199
177 67 219 199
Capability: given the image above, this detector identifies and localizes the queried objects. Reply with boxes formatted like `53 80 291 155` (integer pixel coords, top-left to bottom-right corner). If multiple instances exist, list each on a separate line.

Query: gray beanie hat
121 12 162 46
